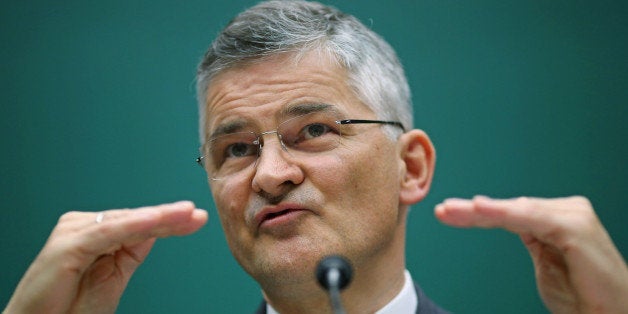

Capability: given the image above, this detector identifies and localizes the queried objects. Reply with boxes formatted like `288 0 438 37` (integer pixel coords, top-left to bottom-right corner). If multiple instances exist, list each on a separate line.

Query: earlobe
398 130 436 205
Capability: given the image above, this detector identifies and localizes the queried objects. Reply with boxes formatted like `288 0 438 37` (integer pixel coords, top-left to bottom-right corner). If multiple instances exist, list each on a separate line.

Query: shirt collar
375 270 418 314
266 270 417 314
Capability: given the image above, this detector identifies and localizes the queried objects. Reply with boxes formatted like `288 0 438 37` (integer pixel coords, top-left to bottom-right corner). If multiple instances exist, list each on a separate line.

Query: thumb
73 238 157 314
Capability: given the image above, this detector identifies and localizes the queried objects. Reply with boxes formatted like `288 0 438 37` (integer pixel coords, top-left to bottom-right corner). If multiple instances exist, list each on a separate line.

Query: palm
69 239 156 314
522 235 578 314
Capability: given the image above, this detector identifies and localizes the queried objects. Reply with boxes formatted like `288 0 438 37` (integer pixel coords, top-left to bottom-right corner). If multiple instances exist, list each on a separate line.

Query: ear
398 129 436 205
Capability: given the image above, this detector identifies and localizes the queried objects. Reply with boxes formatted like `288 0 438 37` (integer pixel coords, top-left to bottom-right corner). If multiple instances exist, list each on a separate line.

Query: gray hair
196 0 412 143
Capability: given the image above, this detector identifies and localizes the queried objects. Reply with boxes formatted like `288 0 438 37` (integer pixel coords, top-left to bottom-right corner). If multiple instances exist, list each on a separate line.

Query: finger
55 201 205 237
57 201 204 231
85 201 208 255
71 238 157 314
434 197 478 227
434 195 593 241
92 201 208 235
434 195 551 233
433 196 531 230
83 238 157 286
46 201 208 264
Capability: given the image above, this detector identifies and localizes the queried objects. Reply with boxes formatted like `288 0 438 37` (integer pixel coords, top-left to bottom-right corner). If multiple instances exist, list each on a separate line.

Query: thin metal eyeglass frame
195 118 406 168
336 119 405 132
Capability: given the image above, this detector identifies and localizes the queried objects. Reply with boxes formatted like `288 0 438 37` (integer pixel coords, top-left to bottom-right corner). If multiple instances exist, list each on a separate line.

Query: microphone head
316 255 353 291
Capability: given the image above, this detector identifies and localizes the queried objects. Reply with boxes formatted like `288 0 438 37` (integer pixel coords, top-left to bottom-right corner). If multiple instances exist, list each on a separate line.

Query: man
4 1 628 313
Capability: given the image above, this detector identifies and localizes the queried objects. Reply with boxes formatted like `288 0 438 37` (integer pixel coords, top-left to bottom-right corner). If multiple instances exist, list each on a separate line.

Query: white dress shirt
267 270 418 314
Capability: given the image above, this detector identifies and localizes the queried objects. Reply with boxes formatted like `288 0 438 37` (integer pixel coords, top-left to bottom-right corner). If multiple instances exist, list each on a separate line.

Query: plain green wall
2 1 627 313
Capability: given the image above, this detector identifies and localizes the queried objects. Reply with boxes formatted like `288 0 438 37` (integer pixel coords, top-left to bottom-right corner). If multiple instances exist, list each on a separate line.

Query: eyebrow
279 103 336 117
208 103 342 140
208 119 250 140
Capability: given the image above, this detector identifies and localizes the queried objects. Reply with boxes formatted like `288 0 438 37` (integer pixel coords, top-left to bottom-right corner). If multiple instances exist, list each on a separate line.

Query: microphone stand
316 255 353 314
326 267 346 314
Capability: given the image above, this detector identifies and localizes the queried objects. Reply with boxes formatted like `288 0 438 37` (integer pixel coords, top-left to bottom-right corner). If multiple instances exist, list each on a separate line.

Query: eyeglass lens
202 110 344 180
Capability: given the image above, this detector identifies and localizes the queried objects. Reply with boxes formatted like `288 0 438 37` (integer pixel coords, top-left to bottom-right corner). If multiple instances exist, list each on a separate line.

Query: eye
301 123 332 139
225 142 257 158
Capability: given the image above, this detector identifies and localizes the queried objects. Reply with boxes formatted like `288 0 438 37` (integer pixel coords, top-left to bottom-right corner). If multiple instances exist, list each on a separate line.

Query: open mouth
264 209 293 220
257 207 309 230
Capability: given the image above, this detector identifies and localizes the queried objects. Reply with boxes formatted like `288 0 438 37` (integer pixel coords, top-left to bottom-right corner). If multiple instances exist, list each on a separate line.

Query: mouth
264 208 294 220
255 204 310 230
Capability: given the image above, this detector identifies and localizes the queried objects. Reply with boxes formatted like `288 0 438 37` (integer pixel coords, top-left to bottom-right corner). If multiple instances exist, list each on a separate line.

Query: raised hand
435 196 628 314
4 201 208 314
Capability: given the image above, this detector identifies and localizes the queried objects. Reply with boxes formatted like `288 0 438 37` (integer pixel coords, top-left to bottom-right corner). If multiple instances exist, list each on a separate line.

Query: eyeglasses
196 109 405 180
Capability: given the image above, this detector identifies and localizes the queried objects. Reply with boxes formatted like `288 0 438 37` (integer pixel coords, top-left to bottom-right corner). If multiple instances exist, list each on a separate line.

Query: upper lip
254 203 309 228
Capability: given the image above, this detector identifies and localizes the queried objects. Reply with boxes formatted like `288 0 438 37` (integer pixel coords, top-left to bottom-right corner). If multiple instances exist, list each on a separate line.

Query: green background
2 1 627 313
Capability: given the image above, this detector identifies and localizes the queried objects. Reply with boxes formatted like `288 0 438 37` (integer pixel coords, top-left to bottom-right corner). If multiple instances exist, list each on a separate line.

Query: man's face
204 52 407 288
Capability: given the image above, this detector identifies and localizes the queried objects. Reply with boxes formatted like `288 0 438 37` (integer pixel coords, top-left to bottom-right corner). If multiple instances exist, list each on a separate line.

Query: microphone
316 255 353 314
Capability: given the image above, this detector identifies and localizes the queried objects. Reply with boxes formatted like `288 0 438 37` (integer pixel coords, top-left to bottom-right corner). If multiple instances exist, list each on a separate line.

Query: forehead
203 51 372 131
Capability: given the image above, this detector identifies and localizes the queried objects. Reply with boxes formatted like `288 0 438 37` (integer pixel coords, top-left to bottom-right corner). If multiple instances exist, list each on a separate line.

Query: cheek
303 153 350 195
311 142 400 209
210 180 257 265
347 141 399 187
210 179 250 234
342 142 401 213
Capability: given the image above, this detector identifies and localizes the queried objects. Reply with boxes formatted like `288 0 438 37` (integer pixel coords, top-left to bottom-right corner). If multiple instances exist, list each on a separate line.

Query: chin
248 240 333 287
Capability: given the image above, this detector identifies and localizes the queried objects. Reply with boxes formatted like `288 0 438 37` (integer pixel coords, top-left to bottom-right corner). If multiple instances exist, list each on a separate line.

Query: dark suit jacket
253 283 448 313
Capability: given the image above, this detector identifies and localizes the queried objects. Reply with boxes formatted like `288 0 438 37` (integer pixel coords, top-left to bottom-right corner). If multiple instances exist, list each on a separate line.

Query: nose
251 133 304 196
257 130 287 152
